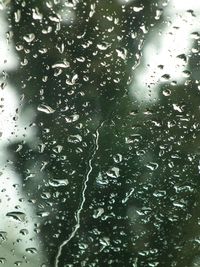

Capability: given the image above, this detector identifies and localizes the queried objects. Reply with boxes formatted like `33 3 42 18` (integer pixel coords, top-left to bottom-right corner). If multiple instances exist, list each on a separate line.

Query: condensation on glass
0 0 200 266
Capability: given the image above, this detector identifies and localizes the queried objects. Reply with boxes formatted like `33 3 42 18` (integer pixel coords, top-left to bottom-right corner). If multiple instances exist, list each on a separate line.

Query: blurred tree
6 0 200 267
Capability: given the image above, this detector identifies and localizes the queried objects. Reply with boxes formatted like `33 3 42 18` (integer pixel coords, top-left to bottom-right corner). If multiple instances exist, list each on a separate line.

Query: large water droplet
37 104 55 114
146 162 158 171
97 42 111 50
116 48 127 60
23 33 35 43
32 7 43 20
49 178 69 187
65 114 79 123
68 134 82 143
26 247 37 254
93 208 104 219
6 211 26 222
52 61 70 69
106 167 120 178
14 10 21 22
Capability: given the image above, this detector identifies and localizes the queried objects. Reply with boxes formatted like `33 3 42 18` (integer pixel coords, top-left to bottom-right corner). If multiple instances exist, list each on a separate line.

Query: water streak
54 121 104 267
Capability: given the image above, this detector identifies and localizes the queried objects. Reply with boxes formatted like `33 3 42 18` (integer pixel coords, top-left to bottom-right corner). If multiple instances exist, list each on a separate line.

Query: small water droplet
153 190 166 197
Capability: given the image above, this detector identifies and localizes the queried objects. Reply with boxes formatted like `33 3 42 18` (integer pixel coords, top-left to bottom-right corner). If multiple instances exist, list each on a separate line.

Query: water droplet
161 74 170 81
172 104 183 113
52 61 70 69
146 162 158 171
53 145 63 153
67 134 82 143
191 32 200 40
133 6 144 12
131 32 137 39
0 231 7 241
32 7 43 20
78 243 88 250
89 3 96 18
14 10 21 23
116 48 127 60
6 211 26 222
176 53 187 64
49 178 69 187
19 229 29 235
100 237 110 247
37 104 55 114
153 190 166 197
14 261 22 266
122 188 134 204
173 202 185 208
113 153 122 163
38 143 45 153
66 74 78 85
26 247 37 254
93 208 104 218
155 8 163 20
162 89 171 96
23 33 35 43
182 70 191 78
97 42 111 50
36 211 50 218
0 258 6 264
106 167 120 178
96 172 109 186
65 114 79 123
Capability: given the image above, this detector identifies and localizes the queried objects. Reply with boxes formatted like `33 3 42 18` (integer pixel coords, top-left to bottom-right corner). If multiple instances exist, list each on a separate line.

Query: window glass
0 0 200 266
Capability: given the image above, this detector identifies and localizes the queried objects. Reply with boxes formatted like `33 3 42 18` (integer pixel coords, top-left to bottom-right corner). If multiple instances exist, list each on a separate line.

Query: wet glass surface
1 0 200 266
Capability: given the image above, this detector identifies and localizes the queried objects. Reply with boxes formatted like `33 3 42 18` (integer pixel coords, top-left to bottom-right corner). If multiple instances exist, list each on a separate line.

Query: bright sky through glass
131 0 200 102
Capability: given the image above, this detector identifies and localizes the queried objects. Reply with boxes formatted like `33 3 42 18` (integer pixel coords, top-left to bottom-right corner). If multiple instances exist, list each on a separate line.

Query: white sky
131 0 200 102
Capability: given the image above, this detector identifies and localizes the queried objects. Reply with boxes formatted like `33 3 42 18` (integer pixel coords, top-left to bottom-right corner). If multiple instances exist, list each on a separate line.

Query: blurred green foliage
4 0 200 266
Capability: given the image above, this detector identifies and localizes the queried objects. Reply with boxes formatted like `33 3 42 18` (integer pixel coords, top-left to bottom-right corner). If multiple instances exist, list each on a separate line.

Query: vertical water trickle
54 121 104 267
